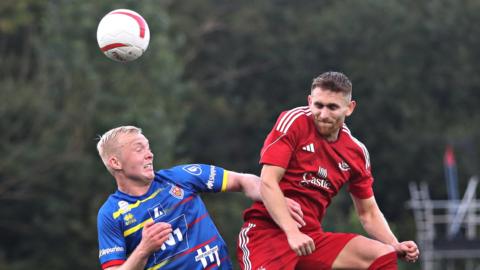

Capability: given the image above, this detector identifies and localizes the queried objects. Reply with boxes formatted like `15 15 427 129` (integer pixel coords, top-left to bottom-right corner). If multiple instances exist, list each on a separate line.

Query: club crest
169 185 184 199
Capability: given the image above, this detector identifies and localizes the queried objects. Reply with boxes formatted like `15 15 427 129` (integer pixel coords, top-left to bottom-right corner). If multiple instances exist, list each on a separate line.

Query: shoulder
340 124 371 169
274 106 312 134
156 164 209 179
97 195 119 221
156 164 224 185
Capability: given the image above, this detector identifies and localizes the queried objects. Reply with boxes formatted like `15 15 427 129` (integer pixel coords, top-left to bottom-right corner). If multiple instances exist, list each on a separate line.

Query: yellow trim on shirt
221 170 229 192
124 218 153 237
146 258 172 270
113 189 162 219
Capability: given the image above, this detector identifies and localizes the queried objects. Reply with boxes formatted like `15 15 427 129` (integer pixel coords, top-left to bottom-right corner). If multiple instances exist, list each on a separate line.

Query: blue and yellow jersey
97 164 233 270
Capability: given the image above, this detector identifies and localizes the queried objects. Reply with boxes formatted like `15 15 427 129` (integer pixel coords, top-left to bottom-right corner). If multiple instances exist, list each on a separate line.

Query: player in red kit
237 72 419 270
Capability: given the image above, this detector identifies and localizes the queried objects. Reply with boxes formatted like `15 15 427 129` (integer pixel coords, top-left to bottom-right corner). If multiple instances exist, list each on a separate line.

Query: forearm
261 181 299 234
238 173 262 201
107 243 151 270
225 171 262 201
360 210 398 246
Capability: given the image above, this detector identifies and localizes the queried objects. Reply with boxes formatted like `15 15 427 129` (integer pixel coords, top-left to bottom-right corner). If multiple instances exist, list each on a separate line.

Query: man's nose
318 108 330 119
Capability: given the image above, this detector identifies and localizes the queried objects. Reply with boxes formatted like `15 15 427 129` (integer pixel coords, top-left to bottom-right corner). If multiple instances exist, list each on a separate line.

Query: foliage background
1 0 479 269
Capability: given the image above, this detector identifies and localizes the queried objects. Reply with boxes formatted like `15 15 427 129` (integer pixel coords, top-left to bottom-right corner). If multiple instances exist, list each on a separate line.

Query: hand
285 198 306 228
286 230 315 256
393 241 420 263
138 220 173 254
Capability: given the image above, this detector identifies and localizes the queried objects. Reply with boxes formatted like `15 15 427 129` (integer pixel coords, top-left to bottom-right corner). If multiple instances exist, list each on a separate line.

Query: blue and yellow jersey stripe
112 189 162 219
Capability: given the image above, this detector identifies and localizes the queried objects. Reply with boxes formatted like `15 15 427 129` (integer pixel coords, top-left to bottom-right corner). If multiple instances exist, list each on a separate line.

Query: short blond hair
97 126 142 173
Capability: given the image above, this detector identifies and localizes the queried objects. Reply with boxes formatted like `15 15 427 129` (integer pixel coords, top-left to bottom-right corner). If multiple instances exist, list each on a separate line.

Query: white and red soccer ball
97 9 150 62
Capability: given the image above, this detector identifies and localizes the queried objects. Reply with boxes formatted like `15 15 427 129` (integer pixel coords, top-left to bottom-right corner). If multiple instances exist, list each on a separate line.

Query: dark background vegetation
1 0 479 269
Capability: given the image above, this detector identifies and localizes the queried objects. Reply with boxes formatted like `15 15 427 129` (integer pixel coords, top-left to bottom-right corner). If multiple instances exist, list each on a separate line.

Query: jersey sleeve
260 109 303 168
347 141 374 199
97 205 127 269
164 164 228 193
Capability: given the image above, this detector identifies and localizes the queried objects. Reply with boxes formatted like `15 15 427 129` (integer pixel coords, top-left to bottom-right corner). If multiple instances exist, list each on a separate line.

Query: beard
315 119 343 140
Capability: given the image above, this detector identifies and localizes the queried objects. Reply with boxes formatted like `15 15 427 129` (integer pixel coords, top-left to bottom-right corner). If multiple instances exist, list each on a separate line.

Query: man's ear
108 156 122 170
346 100 356 117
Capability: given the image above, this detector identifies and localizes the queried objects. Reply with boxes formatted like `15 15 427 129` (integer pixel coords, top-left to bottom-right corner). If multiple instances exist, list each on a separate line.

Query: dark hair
311 71 352 96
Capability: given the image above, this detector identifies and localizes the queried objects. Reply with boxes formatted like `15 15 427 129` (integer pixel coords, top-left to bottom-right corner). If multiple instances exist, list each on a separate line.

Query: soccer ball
96 9 150 62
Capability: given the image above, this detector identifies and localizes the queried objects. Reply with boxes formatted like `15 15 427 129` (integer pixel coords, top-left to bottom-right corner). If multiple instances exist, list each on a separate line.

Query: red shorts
237 218 357 270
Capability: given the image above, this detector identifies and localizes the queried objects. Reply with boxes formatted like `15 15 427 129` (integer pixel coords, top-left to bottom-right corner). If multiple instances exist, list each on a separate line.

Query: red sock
367 251 398 270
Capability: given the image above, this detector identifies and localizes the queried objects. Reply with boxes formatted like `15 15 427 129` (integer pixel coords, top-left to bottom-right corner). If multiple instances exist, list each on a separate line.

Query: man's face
308 87 356 141
113 133 155 182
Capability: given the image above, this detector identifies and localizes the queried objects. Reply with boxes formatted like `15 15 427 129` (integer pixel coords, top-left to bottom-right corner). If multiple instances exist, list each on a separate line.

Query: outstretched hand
285 198 306 228
393 241 420 263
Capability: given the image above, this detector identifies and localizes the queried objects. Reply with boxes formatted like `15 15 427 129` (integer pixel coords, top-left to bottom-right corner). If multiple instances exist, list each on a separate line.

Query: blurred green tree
169 1 480 269
0 0 189 269
1 0 480 269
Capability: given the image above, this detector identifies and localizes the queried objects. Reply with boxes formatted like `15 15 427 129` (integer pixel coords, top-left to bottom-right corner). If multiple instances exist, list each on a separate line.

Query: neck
317 127 340 142
116 176 152 196
324 133 339 142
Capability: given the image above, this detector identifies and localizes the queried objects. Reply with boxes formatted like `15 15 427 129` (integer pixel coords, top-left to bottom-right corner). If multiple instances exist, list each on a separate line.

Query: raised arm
224 171 262 200
351 195 420 262
225 169 305 227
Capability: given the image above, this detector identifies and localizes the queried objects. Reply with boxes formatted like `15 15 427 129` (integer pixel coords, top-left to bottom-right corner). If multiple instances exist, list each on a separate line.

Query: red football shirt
244 106 374 231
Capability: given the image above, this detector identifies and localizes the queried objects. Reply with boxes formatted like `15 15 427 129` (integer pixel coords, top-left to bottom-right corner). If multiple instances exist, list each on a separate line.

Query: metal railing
408 177 480 270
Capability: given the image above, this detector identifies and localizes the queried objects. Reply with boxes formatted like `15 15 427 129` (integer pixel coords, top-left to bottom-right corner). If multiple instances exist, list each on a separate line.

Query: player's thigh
332 235 395 269
237 221 298 270
296 232 357 270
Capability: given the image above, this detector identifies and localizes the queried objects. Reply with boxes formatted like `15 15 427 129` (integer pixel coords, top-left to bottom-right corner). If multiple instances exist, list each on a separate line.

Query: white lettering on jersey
153 207 165 219
99 246 124 257
207 165 216 189
160 228 184 251
300 172 331 190
195 244 220 268
152 215 190 263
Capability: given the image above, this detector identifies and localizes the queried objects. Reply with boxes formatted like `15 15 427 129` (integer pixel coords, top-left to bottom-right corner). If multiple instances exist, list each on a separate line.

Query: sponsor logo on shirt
118 200 130 214
183 164 202 175
123 213 137 226
169 185 184 199
195 244 221 268
150 205 166 220
317 167 328 178
300 173 331 190
338 161 351 171
300 167 331 191
302 143 315 153
207 165 216 190
99 246 124 258
152 215 190 263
